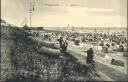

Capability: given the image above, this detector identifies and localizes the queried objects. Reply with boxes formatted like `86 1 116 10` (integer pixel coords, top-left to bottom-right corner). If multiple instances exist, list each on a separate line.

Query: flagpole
29 0 32 27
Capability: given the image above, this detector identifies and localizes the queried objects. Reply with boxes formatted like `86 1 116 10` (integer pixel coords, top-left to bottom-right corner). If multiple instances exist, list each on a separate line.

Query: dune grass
1 26 100 82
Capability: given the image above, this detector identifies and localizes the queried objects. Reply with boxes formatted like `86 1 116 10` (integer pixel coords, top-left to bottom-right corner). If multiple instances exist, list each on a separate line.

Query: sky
1 0 127 27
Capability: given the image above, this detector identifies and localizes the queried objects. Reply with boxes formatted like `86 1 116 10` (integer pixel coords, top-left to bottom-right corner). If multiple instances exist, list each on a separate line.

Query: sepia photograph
1 0 127 82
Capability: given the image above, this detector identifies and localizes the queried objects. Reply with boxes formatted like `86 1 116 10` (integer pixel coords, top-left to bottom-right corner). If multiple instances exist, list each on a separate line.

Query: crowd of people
29 29 127 64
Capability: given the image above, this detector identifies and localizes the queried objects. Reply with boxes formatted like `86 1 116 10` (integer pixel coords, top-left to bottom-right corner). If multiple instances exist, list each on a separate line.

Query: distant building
23 25 30 30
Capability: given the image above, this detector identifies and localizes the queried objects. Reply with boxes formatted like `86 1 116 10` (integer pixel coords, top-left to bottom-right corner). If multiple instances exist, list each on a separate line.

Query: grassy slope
1 25 100 82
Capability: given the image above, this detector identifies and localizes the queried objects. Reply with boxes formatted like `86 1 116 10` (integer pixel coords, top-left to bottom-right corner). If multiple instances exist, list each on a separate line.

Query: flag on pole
33 5 35 11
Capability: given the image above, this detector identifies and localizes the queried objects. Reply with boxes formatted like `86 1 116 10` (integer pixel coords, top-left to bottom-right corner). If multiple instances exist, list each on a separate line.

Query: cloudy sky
1 0 127 27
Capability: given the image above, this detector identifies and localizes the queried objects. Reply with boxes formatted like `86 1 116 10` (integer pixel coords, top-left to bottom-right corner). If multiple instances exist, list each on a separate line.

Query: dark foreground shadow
6 76 43 82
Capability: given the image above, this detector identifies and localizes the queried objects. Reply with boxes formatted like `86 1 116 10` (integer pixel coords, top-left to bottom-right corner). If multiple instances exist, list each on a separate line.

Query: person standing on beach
59 37 63 46
87 48 94 64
